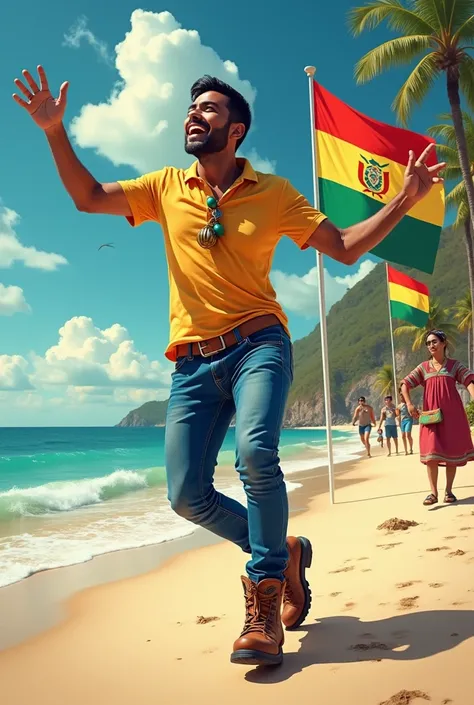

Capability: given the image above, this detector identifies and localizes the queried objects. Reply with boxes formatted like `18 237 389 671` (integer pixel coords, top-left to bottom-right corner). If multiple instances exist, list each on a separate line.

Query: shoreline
0 447 363 651
0 425 359 593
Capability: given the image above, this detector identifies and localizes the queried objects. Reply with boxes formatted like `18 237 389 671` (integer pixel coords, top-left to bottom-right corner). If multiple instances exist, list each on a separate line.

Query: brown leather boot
231 576 284 666
282 536 313 630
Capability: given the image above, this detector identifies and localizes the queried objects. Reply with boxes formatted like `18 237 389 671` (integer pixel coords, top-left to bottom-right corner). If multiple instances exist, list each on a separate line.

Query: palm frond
453 197 471 228
392 52 439 125
354 35 432 84
446 178 468 205
452 290 472 333
454 14 474 42
374 364 394 397
427 123 457 147
442 165 463 181
459 53 474 112
348 0 435 37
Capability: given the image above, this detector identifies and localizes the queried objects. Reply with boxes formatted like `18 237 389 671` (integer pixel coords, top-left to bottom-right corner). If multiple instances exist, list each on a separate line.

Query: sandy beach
1 426 474 705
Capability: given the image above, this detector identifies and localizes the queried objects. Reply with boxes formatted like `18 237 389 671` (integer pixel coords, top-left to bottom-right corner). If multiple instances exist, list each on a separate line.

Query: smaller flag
387 265 429 327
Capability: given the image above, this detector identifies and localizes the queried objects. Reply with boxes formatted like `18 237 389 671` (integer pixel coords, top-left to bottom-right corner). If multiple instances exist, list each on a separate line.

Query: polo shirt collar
184 158 258 184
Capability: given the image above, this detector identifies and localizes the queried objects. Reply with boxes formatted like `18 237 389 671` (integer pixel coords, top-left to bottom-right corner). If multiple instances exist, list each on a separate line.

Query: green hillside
117 225 468 427
289 225 468 414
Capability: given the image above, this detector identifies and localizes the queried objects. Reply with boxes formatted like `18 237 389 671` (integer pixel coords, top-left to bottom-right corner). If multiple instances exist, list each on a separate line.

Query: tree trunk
447 75 474 234
463 217 474 369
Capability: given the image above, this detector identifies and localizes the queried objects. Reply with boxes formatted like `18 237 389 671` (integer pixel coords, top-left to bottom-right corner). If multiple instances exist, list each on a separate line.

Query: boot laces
241 583 278 636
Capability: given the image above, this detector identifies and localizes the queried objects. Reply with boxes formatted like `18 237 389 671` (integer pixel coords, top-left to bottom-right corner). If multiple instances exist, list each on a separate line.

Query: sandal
444 492 457 504
423 493 438 506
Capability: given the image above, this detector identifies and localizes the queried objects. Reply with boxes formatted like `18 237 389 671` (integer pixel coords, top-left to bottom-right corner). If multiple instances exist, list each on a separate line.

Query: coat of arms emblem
358 155 390 198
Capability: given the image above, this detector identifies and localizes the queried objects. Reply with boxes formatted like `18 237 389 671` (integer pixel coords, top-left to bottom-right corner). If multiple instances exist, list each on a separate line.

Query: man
13 66 444 667
352 396 376 457
378 395 400 457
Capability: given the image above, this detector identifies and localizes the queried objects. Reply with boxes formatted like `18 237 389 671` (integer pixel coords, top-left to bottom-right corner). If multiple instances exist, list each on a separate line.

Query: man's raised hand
13 66 69 131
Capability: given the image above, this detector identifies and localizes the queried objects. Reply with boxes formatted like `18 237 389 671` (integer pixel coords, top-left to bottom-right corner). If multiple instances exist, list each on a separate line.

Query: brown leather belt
175 314 281 359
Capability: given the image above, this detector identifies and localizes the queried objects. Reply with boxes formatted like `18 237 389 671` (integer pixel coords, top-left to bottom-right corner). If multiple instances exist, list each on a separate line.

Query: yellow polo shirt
118 159 326 361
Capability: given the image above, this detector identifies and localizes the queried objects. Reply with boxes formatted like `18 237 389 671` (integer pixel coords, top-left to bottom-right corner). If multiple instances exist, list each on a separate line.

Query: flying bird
98 243 114 250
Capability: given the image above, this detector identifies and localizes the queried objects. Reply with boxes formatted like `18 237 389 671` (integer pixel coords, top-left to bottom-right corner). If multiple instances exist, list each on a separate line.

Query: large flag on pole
387 265 430 327
313 82 445 274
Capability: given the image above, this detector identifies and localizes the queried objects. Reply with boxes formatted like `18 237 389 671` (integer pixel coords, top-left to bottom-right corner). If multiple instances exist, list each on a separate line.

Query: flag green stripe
319 178 441 274
390 300 429 326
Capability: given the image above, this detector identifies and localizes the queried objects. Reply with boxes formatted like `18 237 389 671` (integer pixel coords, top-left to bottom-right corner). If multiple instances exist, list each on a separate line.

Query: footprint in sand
398 596 419 611
392 629 410 638
379 690 430 705
429 582 444 588
426 546 450 552
362 569 373 572
196 616 220 625
396 581 421 589
329 565 355 574
460 526 474 531
377 543 403 550
448 549 466 557
343 602 356 611
329 592 341 597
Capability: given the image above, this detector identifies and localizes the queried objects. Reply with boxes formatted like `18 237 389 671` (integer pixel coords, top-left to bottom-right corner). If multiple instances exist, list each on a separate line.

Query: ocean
0 426 360 588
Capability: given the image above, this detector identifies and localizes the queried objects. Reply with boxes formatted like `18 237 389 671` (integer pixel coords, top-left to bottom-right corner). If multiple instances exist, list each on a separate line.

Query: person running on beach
401 329 474 506
397 389 414 455
378 396 399 457
352 396 376 457
13 65 445 668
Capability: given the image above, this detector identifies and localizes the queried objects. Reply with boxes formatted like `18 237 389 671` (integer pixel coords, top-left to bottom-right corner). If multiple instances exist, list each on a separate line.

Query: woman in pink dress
401 329 474 506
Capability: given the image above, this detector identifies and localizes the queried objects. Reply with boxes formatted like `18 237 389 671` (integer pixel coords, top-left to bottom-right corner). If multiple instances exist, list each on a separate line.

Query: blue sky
0 0 456 426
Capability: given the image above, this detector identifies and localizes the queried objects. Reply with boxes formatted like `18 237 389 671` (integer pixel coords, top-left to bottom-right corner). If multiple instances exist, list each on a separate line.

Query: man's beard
185 120 231 157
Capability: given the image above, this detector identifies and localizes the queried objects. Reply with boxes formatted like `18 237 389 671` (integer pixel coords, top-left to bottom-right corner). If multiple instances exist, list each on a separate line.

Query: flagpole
304 66 335 505
385 263 398 397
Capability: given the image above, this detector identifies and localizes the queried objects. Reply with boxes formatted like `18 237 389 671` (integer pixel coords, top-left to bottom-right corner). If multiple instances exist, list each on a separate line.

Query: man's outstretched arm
306 144 445 265
13 65 130 216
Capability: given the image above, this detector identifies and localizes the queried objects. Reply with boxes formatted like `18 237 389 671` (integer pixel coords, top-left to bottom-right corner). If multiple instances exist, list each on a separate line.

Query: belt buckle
198 335 226 358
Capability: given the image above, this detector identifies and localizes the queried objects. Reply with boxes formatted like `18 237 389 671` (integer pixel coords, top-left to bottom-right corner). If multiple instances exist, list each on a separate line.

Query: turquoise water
0 426 359 587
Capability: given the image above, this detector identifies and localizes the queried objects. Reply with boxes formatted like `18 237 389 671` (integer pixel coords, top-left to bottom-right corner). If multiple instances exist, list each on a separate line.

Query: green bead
206 196 218 209
213 222 225 237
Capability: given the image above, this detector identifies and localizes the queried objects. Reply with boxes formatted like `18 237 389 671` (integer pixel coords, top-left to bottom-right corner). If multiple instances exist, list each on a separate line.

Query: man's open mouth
187 122 209 136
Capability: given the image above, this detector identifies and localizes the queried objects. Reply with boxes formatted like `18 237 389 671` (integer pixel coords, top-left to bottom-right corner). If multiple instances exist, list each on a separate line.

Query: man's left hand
401 143 445 203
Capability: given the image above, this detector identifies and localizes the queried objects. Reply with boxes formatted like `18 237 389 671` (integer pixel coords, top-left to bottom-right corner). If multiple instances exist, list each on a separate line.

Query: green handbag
419 408 443 425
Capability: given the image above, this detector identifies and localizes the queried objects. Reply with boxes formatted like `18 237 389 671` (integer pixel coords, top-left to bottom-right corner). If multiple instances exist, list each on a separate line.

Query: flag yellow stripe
316 130 444 227
389 282 429 312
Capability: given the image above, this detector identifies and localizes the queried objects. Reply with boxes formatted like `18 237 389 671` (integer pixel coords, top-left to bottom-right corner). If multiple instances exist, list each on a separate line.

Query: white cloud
33 315 172 392
63 16 112 64
0 283 30 316
0 355 34 391
271 259 377 319
0 206 68 271
69 9 273 173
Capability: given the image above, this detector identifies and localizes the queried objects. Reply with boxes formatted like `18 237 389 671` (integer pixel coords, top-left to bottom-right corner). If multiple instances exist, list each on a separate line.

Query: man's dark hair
385 395 393 401
190 76 252 150
359 396 366 402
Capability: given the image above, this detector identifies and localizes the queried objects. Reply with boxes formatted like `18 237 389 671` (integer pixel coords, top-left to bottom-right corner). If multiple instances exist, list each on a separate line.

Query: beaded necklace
197 195 225 249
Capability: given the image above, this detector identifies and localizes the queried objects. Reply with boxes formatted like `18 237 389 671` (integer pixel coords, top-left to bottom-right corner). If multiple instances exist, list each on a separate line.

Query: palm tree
453 289 473 363
428 112 474 365
375 363 395 396
348 0 474 237
394 298 459 349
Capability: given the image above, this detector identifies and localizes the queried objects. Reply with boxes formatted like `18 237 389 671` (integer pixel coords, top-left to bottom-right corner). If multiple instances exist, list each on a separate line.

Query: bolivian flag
388 265 429 326
314 82 445 274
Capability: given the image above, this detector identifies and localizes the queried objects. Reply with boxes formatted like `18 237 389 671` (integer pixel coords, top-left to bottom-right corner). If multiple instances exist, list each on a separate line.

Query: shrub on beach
465 401 474 426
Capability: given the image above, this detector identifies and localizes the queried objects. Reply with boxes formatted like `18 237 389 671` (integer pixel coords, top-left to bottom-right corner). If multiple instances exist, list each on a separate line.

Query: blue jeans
164 324 293 583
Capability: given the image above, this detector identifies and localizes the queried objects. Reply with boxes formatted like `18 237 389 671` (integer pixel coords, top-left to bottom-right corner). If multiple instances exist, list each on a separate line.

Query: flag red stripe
387 265 429 296
314 82 438 167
